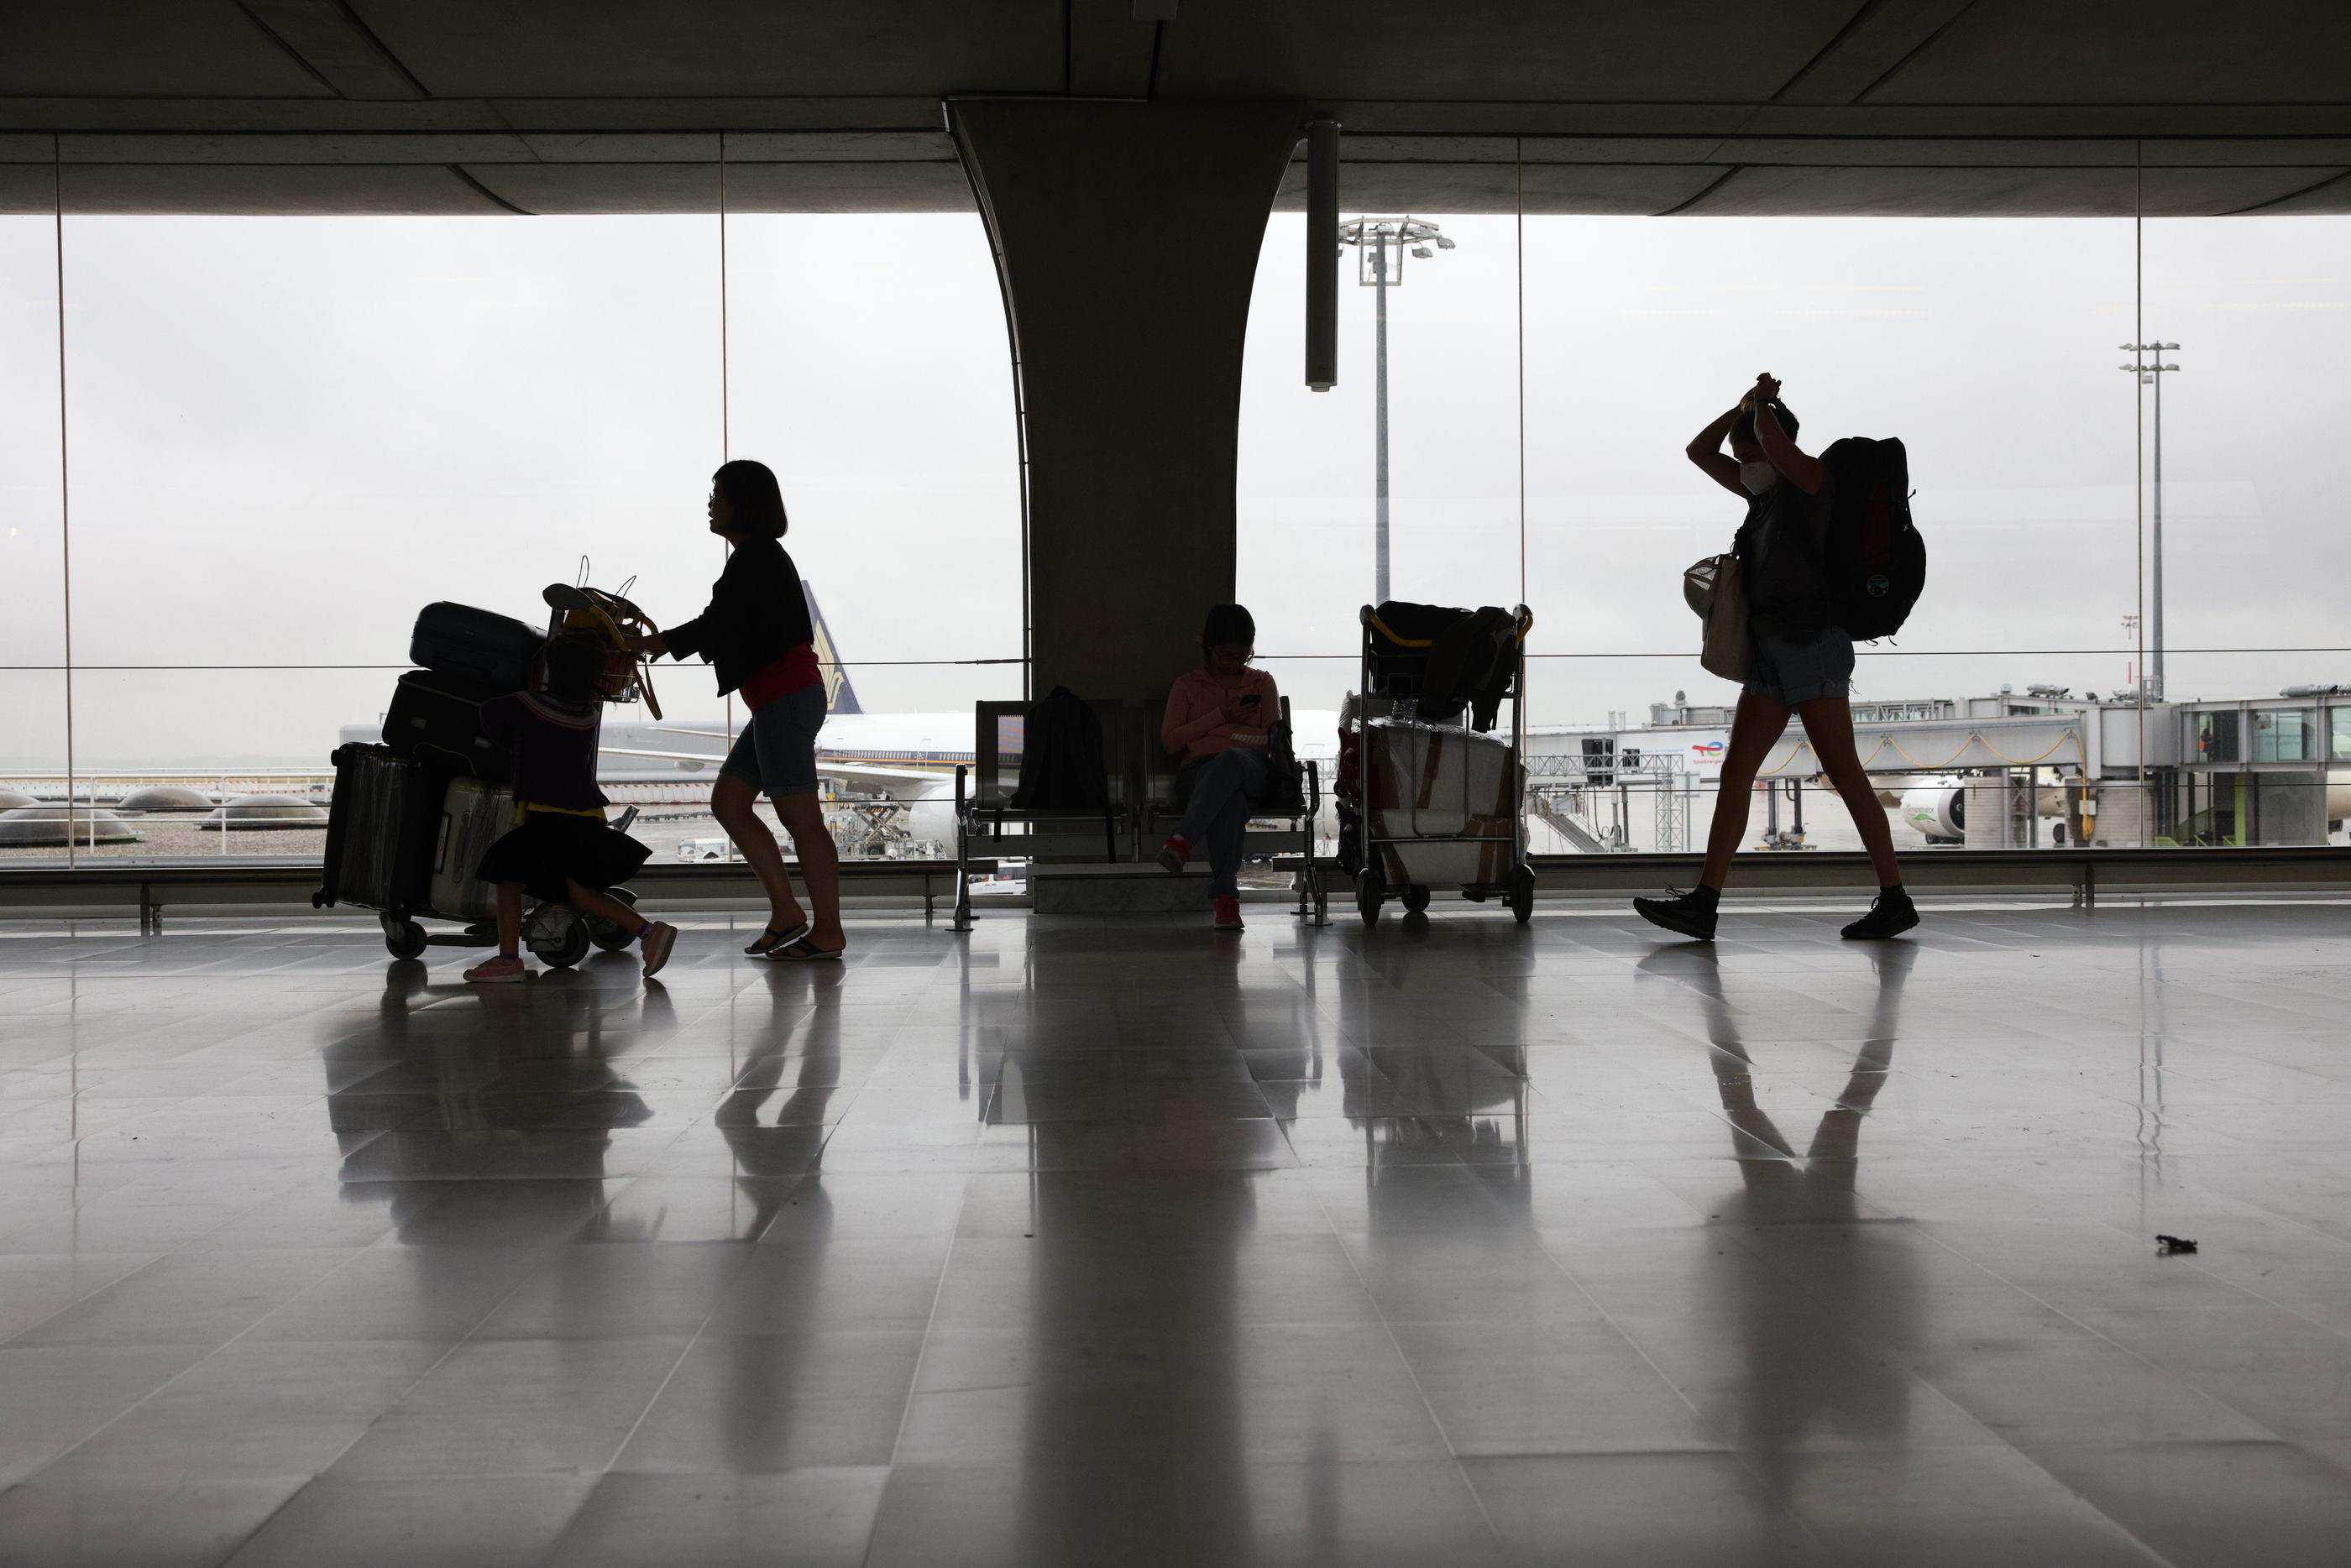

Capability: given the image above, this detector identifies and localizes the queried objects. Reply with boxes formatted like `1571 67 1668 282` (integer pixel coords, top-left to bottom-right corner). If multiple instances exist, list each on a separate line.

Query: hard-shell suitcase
317 743 437 912
430 775 516 923
410 601 543 691
385 670 510 782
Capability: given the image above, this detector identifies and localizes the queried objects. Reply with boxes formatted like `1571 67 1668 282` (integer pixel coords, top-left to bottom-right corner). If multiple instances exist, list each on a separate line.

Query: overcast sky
3 207 2345 766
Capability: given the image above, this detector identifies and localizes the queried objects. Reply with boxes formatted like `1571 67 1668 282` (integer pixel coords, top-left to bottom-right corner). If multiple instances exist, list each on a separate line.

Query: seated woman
1155 604 1278 933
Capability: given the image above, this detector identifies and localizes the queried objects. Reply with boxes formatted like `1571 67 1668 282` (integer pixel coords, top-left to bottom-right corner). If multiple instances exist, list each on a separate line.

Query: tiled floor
3 899 2350 1566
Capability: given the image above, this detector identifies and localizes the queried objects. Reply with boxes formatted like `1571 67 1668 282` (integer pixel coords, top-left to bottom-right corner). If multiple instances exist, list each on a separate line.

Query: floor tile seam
1297 1173 1521 1560
1542 1226 2176 1568
1901 1222 2317 1444
1522 1194 1838 1517
0 1156 334 1350
1 1239 480 1504
867 1163 974 1537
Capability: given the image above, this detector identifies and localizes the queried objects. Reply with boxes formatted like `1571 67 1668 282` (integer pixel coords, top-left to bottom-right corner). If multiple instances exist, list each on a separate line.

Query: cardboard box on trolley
1364 719 1517 886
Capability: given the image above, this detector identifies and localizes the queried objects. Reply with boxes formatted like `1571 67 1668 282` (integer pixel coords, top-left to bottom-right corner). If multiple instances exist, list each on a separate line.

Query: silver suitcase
430 776 516 922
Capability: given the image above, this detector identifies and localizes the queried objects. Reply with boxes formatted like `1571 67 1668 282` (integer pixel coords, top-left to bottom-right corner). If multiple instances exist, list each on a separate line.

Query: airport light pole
2120 342 2181 701
1338 217 1454 605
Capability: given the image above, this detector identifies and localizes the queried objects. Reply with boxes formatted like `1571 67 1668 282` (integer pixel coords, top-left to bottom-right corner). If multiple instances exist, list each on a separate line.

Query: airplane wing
599 745 949 789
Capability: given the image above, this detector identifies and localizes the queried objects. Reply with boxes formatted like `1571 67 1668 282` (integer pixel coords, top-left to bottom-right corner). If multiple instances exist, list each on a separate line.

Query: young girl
462 634 678 982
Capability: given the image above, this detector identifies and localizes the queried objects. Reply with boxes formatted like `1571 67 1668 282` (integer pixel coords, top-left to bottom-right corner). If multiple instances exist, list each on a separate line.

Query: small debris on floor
2155 1234 2199 1256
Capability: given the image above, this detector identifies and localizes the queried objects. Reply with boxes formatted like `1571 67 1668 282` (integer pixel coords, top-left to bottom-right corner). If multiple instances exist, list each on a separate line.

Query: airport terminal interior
8 3 2351 1565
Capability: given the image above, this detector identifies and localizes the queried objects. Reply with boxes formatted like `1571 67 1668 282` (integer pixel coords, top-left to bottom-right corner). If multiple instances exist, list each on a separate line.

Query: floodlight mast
1338 217 1455 606
2118 342 2182 700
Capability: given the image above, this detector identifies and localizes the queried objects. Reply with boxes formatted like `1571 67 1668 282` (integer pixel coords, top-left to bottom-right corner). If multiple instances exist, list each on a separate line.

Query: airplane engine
906 797 958 855
1899 781 1965 844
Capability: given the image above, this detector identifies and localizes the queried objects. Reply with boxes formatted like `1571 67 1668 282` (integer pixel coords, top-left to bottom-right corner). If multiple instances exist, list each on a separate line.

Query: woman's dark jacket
662 536 814 696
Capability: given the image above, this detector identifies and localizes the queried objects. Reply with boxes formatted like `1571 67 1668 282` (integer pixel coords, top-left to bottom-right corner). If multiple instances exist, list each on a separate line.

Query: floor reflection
1641 942 1924 1488
18 906 2335 1565
327 956 670 1240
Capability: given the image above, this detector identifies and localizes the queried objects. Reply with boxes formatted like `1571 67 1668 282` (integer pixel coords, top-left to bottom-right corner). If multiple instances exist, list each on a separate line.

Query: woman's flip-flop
744 922 809 956
768 936 846 963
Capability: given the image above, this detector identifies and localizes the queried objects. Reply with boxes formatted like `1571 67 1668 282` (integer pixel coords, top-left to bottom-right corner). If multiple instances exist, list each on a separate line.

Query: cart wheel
526 907 593 970
1401 884 1431 914
1508 863 1537 924
587 887 641 950
382 915 427 961
1356 867 1386 928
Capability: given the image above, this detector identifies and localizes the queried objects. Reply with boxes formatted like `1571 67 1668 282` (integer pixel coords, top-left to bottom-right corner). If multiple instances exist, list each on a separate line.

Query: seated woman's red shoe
1157 835 1191 874
1212 896 1244 932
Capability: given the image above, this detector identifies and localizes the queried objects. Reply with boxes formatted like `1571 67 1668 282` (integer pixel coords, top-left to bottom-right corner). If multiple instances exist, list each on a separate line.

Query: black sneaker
1633 888 1717 942
1840 888 1919 940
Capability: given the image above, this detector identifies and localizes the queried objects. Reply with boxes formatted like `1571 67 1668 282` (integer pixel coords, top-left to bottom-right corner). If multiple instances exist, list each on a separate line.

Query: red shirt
736 643 821 712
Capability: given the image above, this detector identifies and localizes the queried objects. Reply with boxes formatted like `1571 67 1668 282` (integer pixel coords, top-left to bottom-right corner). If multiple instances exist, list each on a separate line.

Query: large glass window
2194 710 2242 764
6 209 1018 867
1239 198 2344 856
2333 707 2351 762
2253 708 2312 762
2143 217 2351 708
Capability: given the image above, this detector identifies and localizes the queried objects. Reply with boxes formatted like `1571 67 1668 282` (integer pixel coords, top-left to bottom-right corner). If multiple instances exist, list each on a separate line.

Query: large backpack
1817 436 1926 641
1367 600 1521 731
1008 686 1109 810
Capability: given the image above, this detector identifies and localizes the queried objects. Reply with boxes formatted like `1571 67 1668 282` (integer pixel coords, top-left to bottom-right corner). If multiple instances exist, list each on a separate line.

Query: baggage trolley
317 744 644 965
315 580 658 964
1349 602 1536 928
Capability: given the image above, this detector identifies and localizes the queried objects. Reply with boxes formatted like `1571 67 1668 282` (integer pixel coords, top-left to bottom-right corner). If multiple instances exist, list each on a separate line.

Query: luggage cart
1348 602 1536 928
317 744 643 965
314 579 657 964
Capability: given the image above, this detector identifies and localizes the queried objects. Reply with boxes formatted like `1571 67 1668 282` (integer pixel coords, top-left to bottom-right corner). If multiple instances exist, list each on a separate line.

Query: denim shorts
1745 626 1855 705
720 682 825 797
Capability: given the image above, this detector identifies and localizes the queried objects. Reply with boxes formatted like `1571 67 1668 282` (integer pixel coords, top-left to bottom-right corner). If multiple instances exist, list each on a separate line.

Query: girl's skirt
474 813 650 904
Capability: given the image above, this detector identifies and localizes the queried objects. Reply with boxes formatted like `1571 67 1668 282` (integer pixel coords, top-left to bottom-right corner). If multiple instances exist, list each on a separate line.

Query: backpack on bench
1008 687 1109 810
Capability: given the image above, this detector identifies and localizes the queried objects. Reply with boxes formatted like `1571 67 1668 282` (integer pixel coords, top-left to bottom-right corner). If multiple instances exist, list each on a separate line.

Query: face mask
1738 460 1778 494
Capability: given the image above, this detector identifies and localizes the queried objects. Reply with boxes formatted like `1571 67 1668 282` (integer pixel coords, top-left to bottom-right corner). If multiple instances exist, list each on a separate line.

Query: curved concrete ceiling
3 0 2348 216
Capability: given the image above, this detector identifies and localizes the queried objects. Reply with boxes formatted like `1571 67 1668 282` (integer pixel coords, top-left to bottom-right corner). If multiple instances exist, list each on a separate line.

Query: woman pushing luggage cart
1343 600 1537 928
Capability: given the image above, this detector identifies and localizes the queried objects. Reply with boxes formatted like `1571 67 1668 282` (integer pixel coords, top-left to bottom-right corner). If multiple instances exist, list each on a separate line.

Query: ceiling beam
1769 0 1985 106
234 1 427 101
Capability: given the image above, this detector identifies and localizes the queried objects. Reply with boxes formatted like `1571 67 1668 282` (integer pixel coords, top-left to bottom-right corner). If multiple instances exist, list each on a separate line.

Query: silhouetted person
1636 374 1916 942
1156 604 1279 933
464 632 677 982
636 458 846 960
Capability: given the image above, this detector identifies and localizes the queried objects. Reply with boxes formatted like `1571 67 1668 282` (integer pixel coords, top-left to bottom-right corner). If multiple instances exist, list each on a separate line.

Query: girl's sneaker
638 921 678 978
1157 836 1192 874
1212 896 1245 932
463 954 528 984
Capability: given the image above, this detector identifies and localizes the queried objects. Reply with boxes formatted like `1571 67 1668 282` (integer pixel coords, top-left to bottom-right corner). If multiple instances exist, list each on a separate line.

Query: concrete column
950 98 1306 703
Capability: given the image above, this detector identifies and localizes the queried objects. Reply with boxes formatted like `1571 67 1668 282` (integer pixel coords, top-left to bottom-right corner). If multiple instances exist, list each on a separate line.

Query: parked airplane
343 583 1341 854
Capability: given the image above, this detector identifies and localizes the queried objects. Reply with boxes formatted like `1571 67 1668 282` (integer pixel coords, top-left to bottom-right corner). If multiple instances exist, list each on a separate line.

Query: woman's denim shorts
1745 626 1855 705
720 682 825 797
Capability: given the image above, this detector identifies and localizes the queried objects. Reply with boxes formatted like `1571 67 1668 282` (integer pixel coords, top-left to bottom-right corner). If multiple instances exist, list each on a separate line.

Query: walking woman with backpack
1634 374 1918 942
636 459 846 961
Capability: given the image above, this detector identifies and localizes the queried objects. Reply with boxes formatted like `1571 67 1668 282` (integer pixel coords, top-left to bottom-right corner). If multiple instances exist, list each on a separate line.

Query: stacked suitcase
316 600 620 964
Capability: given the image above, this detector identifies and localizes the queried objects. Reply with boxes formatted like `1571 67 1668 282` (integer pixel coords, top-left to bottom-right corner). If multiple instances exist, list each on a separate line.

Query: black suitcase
410 601 544 690
383 669 511 782
317 743 439 912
